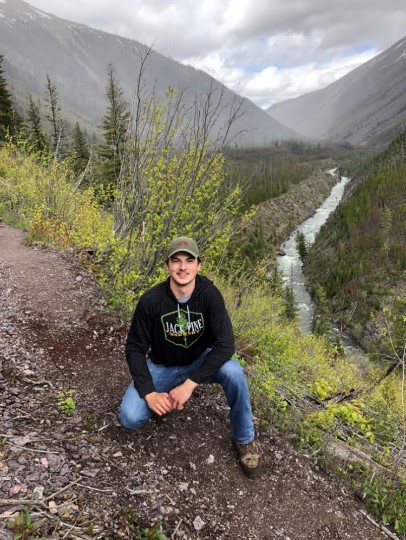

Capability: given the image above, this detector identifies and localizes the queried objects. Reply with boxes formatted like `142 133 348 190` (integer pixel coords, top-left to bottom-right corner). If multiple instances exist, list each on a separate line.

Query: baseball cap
166 237 200 260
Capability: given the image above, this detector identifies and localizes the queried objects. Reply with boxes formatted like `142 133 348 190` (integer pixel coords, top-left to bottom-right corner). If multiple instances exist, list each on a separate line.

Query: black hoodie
125 275 235 397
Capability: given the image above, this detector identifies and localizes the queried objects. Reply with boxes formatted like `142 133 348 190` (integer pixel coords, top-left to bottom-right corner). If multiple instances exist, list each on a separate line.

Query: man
119 236 260 478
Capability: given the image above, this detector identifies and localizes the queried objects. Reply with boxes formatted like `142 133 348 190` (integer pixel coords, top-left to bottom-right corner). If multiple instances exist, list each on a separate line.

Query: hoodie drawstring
177 303 191 328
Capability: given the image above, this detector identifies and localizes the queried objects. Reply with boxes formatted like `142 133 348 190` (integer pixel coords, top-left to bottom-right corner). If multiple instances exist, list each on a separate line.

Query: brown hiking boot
235 440 261 478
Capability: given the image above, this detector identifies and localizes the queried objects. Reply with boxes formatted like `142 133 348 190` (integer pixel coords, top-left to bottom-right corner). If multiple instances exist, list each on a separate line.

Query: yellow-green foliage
219 275 362 402
109 90 246 302
365 372 404 442
304 400 375 443
0 142 112 250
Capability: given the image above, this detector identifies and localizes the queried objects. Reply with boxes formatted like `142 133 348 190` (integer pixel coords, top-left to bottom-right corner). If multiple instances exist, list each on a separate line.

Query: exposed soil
0 223 393 539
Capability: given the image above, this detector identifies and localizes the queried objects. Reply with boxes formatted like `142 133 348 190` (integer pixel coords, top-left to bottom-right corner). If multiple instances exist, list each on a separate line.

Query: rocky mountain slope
268 36 406 147
0 223 388 539
0 0 299 146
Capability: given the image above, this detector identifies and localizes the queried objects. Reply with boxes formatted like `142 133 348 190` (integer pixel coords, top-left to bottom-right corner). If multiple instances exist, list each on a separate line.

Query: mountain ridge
267 35 406 147
0 0 300 145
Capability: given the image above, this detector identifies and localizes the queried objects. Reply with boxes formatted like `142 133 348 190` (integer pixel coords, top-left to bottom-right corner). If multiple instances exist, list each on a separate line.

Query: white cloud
25 0 406 107
244 50 378 108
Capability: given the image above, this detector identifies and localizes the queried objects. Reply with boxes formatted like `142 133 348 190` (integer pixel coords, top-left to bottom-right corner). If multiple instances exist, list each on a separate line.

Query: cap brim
167 248 199 259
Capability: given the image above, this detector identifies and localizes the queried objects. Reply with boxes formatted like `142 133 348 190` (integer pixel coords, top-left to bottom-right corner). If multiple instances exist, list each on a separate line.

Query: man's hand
144 391 174 416
169 379 198 410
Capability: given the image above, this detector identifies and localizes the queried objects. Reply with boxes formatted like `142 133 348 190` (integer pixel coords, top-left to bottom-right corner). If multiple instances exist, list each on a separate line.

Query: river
276 169 370 367
276 169 349 333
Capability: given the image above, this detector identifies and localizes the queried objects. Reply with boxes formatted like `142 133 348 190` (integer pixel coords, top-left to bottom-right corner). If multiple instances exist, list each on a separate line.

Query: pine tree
0 55 14 142
26 95 47 153
283 280 297 321
96 64 130 189
71 122 90 175
380 205 392 265
44 74 64 158
268 262 284 297
312 284 332 338
295 231 308 263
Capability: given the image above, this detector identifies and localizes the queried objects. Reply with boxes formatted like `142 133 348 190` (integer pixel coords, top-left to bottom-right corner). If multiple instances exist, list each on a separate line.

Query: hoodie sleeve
188 284 235 384
125 297 156 397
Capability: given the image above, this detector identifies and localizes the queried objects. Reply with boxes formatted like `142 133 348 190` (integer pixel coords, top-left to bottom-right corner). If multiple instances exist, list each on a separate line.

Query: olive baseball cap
166 237 200 259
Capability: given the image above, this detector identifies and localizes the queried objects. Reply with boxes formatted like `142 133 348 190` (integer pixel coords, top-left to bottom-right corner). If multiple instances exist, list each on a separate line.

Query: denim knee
119 404 151 429
216 358 246 384
119 384 152 429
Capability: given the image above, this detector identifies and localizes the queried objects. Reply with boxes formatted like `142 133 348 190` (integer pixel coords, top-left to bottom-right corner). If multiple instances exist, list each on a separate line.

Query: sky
26 0 406 110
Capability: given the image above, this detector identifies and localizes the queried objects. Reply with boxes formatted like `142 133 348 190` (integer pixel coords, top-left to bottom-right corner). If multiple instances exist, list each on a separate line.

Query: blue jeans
119 349 255 444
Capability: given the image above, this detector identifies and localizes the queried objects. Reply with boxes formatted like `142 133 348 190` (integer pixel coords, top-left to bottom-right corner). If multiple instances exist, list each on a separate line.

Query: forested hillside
305 132 406 360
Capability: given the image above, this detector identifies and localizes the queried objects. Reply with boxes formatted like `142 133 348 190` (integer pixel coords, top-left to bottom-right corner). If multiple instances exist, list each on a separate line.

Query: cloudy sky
26 0 406 109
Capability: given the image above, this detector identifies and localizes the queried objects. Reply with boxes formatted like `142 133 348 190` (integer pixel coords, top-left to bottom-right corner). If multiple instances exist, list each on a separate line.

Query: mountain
0 0 299 145
268 36 406 147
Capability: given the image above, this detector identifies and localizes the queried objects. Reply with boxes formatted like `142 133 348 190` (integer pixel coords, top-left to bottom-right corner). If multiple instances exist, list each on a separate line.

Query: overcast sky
26 0 406 109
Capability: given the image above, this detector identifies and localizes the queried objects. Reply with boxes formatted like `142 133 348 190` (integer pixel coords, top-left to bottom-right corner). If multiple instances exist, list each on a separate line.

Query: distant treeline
223 142 359 208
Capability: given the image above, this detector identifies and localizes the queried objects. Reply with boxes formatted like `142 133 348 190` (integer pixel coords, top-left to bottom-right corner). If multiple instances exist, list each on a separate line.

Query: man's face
166 252 201 288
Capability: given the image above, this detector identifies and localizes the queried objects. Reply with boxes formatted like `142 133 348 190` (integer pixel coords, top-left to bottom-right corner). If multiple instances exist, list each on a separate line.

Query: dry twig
360 510 400 540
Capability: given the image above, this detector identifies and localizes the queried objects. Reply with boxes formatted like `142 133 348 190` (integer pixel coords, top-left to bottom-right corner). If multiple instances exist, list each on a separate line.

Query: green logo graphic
161 309 204 348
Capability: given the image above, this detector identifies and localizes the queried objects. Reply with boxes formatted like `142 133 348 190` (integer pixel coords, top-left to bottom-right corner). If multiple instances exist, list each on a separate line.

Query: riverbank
245 165 338 258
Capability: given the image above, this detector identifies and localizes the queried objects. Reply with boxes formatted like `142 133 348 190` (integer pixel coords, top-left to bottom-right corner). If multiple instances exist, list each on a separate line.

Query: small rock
193 516 205 531
206 454 215 465
46 454 64 473
48 500 58 514
33 486 45 500
81 468 99 478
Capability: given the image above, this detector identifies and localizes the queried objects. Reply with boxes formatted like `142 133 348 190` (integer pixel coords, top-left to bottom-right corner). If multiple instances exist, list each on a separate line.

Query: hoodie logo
161 309 204 348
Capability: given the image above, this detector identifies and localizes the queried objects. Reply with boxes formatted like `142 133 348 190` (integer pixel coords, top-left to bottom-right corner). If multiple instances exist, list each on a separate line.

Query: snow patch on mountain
395 50 406 62
32 8 51 19
395 38 406 49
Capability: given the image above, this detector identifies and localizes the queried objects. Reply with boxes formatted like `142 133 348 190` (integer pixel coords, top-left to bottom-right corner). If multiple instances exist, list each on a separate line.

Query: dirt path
0 223 390 539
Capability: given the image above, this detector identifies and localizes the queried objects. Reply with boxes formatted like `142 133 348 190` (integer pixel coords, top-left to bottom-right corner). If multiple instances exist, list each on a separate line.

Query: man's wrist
145 391 156 403
184 379 198 391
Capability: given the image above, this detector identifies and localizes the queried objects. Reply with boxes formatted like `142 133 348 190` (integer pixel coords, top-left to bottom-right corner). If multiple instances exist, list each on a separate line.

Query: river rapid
276 170 369 366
